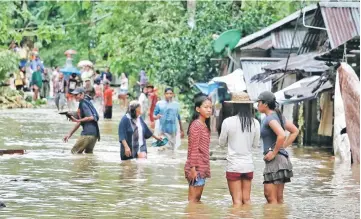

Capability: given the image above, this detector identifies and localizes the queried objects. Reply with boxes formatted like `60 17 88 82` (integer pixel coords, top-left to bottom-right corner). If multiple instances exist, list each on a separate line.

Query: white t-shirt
138 93 148 113
219 116 260 173
120 78 128 90
52 70 59 82
136 117 144 147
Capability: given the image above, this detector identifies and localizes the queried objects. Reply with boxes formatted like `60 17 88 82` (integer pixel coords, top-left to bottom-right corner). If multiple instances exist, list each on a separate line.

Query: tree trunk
187 0 196 29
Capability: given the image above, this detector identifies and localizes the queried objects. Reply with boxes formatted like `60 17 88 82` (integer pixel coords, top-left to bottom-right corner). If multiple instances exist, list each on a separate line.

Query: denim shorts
118 88 128 95
188 174 206 187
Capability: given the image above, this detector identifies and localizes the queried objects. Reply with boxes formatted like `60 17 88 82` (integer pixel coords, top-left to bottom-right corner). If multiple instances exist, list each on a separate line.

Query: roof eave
235 4 318 48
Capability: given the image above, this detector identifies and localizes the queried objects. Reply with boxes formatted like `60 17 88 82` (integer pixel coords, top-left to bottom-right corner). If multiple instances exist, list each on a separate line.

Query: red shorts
226 172 254 181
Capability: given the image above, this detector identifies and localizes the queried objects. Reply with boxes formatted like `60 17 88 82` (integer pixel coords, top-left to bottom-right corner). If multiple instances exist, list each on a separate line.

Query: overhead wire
273 1 306 86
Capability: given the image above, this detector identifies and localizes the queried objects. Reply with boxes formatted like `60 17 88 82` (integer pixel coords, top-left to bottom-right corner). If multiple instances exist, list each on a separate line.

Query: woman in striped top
184 95 212 203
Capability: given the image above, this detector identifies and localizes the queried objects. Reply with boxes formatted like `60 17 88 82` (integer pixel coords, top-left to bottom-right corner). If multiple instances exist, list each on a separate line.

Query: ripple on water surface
0 107 359 218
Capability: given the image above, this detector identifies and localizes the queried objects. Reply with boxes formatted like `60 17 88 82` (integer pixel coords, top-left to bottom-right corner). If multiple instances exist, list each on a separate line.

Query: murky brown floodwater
0 105 359 218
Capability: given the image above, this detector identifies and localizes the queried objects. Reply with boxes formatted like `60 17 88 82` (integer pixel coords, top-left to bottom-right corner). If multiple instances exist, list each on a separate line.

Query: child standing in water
184 95 212 203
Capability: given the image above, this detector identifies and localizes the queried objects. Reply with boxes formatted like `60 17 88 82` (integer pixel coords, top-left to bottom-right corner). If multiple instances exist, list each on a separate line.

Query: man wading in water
63 87 100 154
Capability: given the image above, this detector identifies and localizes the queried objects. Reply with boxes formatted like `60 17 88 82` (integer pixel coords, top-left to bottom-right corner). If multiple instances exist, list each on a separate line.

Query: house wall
303 98 333 147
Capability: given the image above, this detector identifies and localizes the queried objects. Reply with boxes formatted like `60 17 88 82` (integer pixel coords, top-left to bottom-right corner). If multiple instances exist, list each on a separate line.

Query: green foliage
0 0 300 116
0 49 19 81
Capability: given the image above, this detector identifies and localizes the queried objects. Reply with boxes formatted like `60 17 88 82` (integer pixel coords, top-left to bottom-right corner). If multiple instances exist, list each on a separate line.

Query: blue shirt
118 115 153 160
154 100 181 135
79 100 99 137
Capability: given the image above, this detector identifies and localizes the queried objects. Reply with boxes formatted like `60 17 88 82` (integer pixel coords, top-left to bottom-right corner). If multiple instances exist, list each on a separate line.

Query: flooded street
0 107 359 218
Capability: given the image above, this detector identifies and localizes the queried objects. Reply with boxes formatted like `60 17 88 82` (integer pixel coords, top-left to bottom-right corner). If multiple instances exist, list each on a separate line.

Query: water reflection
185 203 211 219
263 204 289 219
0 107 359 218
227 205 253 219
71 155 98 172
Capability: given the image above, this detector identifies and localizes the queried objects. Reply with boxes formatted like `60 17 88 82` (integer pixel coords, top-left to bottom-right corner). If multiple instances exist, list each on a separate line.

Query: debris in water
0 149 25 155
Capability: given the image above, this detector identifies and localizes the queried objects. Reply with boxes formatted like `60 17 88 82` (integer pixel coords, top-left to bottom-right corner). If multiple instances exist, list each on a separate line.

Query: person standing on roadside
53 72 67 111
41 68 51 99
31 65 43 101
15 66 25 91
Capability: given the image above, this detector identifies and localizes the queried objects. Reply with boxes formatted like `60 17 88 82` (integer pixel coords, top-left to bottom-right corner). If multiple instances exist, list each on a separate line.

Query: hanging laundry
338 63 360 164
318 92 333 136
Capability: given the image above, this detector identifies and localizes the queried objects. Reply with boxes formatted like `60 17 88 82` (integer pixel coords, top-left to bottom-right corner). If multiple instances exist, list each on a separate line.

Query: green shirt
31 71 43 88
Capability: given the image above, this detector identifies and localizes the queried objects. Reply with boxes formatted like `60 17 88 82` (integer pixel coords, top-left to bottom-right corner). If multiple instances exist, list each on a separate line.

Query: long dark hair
187 94 211 135
262 100 284 129
233 103 254 132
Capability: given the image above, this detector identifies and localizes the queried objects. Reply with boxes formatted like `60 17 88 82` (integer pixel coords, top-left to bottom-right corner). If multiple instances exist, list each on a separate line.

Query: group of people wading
184 91 298 205
62 85 299 205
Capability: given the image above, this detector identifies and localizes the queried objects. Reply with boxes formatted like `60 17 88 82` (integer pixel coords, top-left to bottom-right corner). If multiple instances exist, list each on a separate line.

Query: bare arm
252 119 260 148
77 116 94 123
69 123 81 137
218 120 228 147
152 134 162 141
121 139 130 149
178 119 184 133
70 116 94 123
283 120 299 148
63 122 81 142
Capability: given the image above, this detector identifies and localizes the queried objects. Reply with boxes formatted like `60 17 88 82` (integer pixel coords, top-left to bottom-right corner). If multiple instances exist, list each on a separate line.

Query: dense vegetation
0 1 302 112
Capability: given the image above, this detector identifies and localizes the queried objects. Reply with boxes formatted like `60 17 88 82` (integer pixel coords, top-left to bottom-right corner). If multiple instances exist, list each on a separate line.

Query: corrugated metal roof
241 35 272 50
262 52 330 73
240 57 283 100
241 29 308 50
236 4 318 48
319 2 360 49
272 29 308 49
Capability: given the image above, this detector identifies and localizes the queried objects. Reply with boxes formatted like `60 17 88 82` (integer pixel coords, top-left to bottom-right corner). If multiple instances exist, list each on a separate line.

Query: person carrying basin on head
257 91 299 204
63 87 100 154
118 100 162 160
